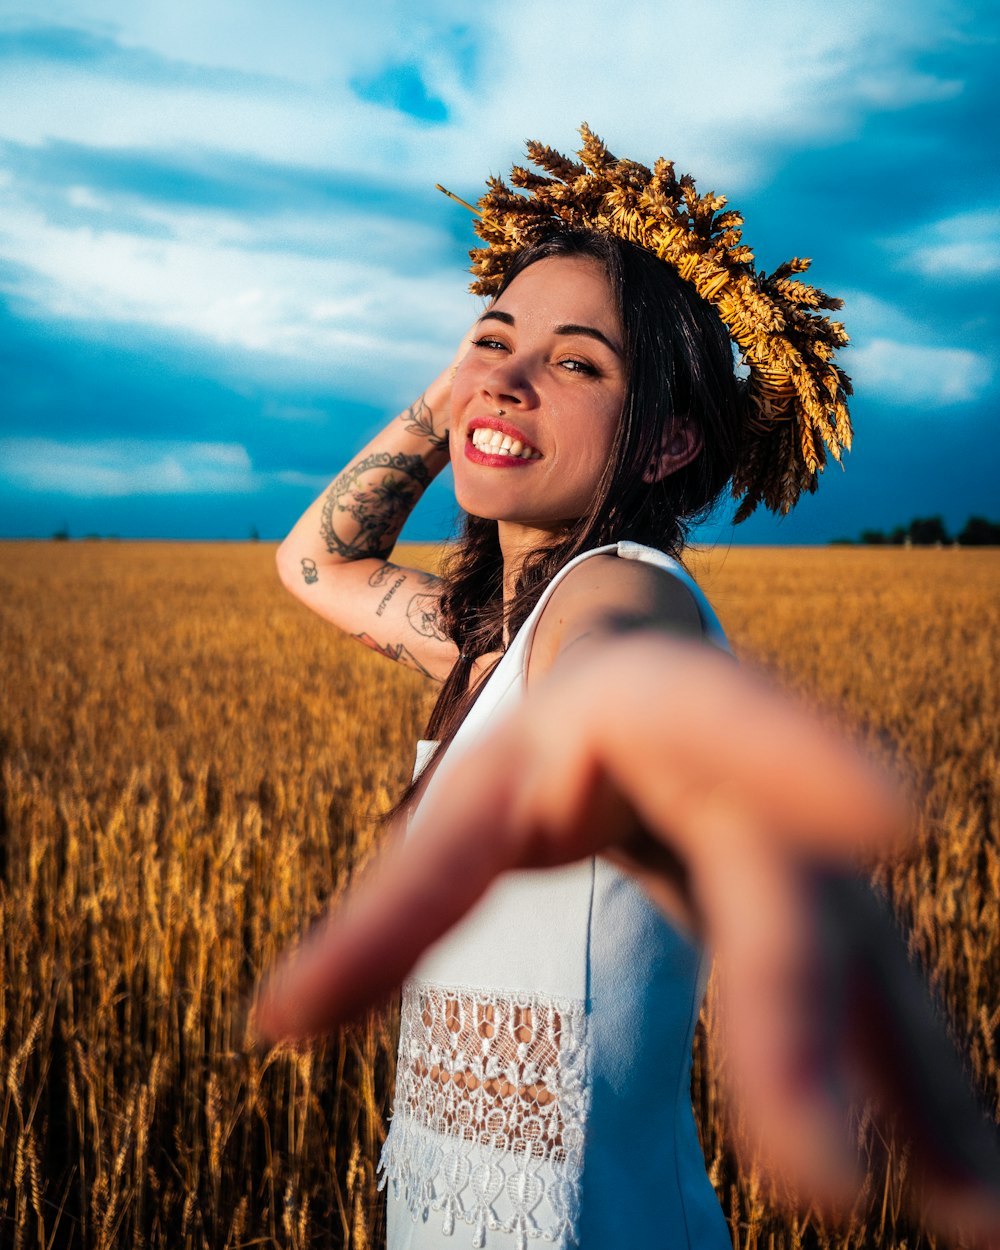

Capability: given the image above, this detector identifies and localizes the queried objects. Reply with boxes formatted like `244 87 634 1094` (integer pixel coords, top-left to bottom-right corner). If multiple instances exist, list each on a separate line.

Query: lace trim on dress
378 980 590 1249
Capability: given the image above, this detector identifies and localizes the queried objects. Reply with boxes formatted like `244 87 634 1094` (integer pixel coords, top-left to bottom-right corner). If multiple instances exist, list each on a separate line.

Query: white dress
379 541 732 1249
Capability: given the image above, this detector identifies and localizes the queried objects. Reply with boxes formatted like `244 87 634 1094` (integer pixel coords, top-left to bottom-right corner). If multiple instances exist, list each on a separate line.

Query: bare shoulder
527 553 704 686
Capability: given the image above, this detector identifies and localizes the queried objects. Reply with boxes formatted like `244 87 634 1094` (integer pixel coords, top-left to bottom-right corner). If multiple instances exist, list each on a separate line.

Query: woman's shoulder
526 549 704 685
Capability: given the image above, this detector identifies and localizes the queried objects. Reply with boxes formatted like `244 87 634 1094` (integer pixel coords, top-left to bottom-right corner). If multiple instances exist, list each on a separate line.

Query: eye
558 357 599 376
471 335 508 352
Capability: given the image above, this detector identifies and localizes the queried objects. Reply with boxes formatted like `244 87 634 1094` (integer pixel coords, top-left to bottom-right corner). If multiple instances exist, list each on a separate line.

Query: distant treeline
50 527 261 541
43 517 1000 546
832 515 1000 546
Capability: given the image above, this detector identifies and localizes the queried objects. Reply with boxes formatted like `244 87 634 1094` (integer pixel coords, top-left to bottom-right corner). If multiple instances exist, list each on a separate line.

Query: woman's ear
642 418 703 483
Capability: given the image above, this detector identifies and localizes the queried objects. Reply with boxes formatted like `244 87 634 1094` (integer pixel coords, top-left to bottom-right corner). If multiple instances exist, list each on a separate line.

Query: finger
718 853 1000 1239
687 793 864 1212
256 636 904 1051
579 637 909 865
920 1184 1000 1250
812 875 1000 1243
254 744 535 1041
254 705 637 1042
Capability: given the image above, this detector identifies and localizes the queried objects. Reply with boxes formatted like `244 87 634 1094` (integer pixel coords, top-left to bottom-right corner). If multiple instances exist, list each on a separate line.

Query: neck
497 520 566 643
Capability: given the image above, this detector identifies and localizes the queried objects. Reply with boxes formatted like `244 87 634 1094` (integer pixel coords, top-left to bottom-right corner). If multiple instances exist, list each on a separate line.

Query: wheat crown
438 124 853 521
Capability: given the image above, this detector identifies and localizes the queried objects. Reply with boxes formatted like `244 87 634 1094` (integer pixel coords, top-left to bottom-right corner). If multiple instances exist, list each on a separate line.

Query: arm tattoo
557 605 709 667
402 395 448 451
352 632 439 680
375 574 407 616
371 563 439 605
320 452 431 559
300 557 318 585
590 604 705 643
406 592 448 641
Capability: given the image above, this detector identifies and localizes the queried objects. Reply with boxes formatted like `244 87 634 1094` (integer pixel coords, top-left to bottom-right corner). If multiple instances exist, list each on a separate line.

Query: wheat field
0 540 997 1250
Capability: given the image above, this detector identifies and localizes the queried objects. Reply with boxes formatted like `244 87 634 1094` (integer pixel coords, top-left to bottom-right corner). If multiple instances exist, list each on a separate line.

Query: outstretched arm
255 634 905 1027
254 634 1000 1246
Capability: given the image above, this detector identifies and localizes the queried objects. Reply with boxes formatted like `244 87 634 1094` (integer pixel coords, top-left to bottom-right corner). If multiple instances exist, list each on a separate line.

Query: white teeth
470 426 541 458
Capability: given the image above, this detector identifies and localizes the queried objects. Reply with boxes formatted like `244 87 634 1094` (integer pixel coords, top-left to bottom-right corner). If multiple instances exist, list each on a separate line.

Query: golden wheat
0 541 997 1249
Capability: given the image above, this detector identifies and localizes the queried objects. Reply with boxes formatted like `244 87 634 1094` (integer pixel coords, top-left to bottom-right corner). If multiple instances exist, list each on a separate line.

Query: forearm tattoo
300 557 318 585
402 395 448 451
352 632 439 680
370 561 435 589
320 452 431 559
406 592 448 641
375 573 407 616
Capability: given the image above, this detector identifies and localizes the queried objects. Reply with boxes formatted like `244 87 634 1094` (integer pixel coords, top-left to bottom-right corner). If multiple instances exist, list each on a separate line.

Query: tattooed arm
275 343 469 681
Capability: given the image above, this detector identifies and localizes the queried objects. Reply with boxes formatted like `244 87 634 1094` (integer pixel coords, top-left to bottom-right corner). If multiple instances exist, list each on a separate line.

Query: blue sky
0 0 996 544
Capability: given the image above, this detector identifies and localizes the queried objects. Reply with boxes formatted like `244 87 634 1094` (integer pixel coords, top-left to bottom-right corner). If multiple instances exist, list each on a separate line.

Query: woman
257 130 1000 1248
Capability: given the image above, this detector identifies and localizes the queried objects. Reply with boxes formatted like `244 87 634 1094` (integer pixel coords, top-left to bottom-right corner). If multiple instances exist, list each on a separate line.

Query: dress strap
412 737 440 782
412 543 729 787
510 541 730 685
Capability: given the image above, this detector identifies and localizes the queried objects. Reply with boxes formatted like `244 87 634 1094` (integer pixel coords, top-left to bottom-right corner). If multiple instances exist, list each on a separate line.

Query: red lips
466 415 540 454
464 416 542 472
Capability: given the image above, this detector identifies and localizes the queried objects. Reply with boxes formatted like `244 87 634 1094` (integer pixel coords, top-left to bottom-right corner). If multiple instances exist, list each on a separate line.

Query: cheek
563 445 614 491
449 359 481 423
570 400 622 466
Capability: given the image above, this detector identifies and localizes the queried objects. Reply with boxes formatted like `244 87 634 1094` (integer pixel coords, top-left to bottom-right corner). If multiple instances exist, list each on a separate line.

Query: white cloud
444 0 964 187
0 437 257 496
0 434 370 499
823 289 993 408
848 68 962 108
0 7 468 174
49 0 472 92
885 210 1000 280
273 468 330 490
0 194 480 400
848 338 992 407
0 0 974 377
262 401 329 423
0 0 969 189
838 289 930 342
0 0 988 425
66 183 108 209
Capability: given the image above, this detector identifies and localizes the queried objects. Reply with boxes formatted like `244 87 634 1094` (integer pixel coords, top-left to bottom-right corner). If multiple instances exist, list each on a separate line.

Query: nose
481 355 537 410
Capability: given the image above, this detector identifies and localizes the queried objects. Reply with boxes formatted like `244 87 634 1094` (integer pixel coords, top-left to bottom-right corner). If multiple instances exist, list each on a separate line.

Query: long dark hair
397 229 747 810
425 231 745 735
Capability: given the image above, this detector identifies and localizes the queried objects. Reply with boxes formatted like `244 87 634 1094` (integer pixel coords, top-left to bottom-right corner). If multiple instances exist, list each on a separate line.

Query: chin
460 507 580 541
453 481 582 533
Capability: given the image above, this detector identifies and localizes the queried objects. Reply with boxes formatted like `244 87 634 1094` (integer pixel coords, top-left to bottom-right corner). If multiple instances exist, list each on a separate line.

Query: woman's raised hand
253 635 1000 1246
272 319 491 680
414 318 484 454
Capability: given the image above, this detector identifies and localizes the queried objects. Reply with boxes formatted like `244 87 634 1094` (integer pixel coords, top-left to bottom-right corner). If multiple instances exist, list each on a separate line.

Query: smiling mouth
468 426 542 460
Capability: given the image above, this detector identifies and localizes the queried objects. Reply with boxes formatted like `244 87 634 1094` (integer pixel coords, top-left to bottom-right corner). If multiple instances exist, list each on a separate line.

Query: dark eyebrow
478 310 622 356
554 323 622 356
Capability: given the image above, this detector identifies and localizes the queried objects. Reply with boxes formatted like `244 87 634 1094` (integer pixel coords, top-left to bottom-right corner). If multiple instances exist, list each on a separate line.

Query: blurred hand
254 635 1000 1247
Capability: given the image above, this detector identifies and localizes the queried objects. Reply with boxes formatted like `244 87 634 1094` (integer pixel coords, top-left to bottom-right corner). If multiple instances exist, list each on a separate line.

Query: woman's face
450 255 627 534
